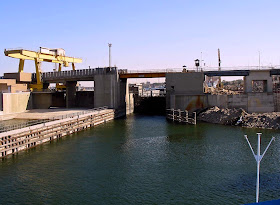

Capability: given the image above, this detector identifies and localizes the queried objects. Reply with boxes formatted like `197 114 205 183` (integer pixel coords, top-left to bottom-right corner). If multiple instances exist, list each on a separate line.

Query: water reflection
0 115 279 205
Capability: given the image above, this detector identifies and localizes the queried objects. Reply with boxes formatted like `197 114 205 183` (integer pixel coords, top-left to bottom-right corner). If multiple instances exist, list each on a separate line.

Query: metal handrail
0 106 108 133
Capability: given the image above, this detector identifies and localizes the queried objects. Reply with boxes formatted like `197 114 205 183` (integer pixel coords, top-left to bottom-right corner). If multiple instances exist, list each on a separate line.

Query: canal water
0 115 280 205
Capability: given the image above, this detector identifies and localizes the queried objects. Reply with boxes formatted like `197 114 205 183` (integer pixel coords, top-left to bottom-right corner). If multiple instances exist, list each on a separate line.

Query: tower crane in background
4 47 82 91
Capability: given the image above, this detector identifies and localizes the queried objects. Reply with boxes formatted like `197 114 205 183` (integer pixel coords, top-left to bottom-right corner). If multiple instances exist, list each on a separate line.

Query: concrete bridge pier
66 81 77 108
93 68 128 116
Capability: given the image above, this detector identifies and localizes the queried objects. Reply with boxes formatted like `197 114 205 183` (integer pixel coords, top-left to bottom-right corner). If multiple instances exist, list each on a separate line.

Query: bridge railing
33 66 280 82
118 69 182 73
38 67 118 81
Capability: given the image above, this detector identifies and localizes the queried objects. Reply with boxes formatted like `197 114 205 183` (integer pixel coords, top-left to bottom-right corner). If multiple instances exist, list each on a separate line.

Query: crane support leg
58 63 62 71
34 58 42 85
72 63 75 70
18 59 25 72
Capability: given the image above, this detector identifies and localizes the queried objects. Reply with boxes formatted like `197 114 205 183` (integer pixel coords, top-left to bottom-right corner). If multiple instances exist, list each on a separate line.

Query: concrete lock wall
166 72 205 109
94 72 119 108
166 72 204 95
170 94 207 111
228 94 248 110
94 68 128 115
247 93 274 113
274 93 280 112
207 93 274 113
2 92 31 114
207 94 228 108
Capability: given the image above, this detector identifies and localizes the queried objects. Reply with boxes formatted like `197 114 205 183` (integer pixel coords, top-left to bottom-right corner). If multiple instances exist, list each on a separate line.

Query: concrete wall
32 93 52 109
274 93 280 112
247 93 274 113
66 81 77 108
166 72 204 95
206 93 275 113
228 94 248 110
170 94 207 111
207 94 228 108
166 72 205 109
244 70 273 93
2 92 31 114
94 71 119 108
76 91 94 108
52 92 66 107
94 68 129 116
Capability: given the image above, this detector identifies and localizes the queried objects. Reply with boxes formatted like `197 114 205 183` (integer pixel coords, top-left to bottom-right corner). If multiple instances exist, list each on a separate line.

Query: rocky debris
205 86 242 95
242 113 280 129
197 106 246 125
198 106 280 130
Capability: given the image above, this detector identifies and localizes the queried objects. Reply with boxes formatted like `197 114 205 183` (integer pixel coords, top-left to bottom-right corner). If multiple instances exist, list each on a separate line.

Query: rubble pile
205 87 242 95
242 113 280 129
198 106 246 125
198 106 280 130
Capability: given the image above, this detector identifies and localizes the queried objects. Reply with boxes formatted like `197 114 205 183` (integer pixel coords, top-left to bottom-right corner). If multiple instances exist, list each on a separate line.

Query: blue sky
1 0 280 75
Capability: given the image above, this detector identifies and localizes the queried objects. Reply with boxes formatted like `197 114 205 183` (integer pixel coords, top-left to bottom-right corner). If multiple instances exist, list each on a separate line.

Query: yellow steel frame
4 49 82 91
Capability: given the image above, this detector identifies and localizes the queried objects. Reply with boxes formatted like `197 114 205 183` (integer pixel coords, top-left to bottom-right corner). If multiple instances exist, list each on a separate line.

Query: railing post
193 112 197 125
185 110 188 123
178 109 181 122
172 109 175 121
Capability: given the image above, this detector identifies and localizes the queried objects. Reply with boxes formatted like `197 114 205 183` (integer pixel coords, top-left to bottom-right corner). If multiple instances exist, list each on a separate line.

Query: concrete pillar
94 68 118 109
66 81 77 108
119 78 128 113
93 68 128 115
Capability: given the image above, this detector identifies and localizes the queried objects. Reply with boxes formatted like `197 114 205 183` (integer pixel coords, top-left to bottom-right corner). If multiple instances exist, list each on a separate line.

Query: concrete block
4 72 32 83
2 92 31 114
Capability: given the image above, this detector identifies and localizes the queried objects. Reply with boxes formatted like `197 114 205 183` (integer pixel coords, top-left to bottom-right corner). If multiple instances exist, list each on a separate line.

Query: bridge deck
119 72 166 78
31 68 280 83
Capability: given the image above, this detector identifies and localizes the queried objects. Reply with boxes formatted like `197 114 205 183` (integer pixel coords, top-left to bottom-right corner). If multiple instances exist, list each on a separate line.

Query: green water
0 115 280 205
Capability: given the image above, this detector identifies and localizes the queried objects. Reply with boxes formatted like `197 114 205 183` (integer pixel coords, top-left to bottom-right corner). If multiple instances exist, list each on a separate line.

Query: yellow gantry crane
4 47 82 90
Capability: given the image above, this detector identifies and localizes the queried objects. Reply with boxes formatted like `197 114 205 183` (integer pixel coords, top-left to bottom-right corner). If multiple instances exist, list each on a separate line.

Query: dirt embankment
198 106 280 130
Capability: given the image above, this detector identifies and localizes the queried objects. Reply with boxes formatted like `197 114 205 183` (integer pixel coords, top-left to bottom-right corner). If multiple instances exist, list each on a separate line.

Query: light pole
258 51 261 70
108 43 112 68
195 59 200 72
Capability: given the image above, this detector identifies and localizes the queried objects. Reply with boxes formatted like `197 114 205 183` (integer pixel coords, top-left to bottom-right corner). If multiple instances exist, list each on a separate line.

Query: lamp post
195 59 200 72
182 65 187 72
108 43 112 68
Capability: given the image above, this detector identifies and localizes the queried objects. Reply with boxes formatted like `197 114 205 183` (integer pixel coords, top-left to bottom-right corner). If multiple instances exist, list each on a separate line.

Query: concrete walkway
15 108 92 120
